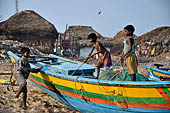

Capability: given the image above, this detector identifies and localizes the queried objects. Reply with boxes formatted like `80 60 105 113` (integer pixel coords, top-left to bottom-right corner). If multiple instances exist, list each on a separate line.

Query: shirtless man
84 33 112 79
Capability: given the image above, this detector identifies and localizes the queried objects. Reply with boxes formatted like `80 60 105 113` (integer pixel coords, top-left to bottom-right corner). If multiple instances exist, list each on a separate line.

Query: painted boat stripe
162 88 170 98
156 88 170 103
29 76 170 109
9 56 15 64
146 66 170 77
153 71 170 77
29 75 168 104
30 72 163 98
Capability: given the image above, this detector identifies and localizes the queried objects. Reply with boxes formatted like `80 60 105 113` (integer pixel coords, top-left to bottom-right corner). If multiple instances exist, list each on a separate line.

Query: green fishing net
99 66 149 81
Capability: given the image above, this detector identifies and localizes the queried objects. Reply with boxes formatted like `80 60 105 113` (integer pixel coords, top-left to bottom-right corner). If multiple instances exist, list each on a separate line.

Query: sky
0 0 170 37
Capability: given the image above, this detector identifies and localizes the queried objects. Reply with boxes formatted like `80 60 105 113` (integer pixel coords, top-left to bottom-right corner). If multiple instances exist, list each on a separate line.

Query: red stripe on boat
156 88 170 103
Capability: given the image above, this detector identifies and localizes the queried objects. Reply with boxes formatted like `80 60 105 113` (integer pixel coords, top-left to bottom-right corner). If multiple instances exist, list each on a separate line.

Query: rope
72 62 94 101
71 63 85 76
95 57 130 109
73 76 85 99
96 80 127 109
72 58 95 100
71 57 91 99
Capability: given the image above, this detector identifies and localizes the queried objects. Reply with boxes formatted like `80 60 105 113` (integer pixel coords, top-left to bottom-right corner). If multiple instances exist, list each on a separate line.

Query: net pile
99 66 148 81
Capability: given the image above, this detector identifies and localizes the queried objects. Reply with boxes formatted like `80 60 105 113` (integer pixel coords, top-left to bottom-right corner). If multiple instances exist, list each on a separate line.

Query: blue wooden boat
7 51 170 113
145 64 170 80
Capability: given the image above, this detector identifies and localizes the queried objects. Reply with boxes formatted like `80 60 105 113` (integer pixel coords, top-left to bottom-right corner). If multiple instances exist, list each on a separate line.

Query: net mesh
99 66 149 81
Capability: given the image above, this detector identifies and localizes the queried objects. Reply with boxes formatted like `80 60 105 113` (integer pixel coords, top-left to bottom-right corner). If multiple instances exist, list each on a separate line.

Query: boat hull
29 72 170 113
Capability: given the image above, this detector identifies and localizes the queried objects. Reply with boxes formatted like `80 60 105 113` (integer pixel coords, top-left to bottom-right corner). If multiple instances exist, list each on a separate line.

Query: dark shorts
14 71 27 92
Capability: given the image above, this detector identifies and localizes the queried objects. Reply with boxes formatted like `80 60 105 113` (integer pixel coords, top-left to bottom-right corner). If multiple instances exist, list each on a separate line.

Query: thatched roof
0 10 58 38
59 25 105 48
63 26 103 40
136 26 170 44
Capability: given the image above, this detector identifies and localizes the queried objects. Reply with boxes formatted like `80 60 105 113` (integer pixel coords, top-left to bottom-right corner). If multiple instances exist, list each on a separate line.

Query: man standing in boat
13 47 40 109
120 25 138 81
83 33 112 79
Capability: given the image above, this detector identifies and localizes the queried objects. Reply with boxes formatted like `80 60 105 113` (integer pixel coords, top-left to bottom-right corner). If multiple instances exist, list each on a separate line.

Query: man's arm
83 46 95 63
88 45 95 56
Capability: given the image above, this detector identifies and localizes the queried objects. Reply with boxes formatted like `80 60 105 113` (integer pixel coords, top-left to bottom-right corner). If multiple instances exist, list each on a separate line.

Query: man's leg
15 82 27 98
22 91 27 109
15 71 27 98
96 67 100 79
130 74 136 81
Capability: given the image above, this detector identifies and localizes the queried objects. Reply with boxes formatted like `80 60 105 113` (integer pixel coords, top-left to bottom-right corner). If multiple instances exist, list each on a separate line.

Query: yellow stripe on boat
9 56 15 64
153 71 170 77
31 72 163 98
168 88 170 91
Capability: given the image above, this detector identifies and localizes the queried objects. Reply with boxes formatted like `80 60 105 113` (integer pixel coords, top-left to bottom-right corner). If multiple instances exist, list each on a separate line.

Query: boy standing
14 47 39 109
120 25 138 81
84 33 112 79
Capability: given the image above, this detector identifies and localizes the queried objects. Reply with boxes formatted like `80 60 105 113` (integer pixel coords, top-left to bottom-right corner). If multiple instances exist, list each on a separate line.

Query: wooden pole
0 72 12 75
64 24 68 40
59 34 62 56
16 0 19 13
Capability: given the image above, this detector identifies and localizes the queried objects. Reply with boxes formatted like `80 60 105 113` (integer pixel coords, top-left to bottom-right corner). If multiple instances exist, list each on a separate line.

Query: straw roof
0 10 58 39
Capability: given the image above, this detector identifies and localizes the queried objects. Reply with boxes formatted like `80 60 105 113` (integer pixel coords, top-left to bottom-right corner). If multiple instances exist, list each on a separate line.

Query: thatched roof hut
0 10 58 53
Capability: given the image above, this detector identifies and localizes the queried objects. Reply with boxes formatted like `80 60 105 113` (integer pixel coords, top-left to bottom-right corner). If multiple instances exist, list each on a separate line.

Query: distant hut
0 10 58 53
56 25 103 57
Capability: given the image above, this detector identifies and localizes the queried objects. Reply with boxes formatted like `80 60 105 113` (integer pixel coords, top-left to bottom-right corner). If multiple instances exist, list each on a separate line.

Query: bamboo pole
0 72 12 75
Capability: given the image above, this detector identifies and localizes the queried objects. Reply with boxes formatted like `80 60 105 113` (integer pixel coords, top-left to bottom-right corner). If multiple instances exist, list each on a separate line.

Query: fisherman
13 47 40 109
120 25 138 81
83 33 112 79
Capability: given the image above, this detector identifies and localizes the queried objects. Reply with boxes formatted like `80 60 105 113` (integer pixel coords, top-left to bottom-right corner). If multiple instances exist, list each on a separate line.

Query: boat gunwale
145 66 170 75
36 69 170 87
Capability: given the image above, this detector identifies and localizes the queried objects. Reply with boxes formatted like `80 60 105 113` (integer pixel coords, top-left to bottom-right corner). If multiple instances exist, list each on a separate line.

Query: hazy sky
0 0 170 37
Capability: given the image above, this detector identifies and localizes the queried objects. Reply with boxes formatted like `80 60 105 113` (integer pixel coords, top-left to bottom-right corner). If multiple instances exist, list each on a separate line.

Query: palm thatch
0 10 58 53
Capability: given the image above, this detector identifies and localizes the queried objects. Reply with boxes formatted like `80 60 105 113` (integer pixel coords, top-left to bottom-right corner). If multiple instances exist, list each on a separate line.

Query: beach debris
0 40 42 59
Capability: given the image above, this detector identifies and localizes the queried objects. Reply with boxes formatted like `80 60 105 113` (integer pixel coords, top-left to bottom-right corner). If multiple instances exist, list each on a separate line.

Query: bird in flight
98 11 101 15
